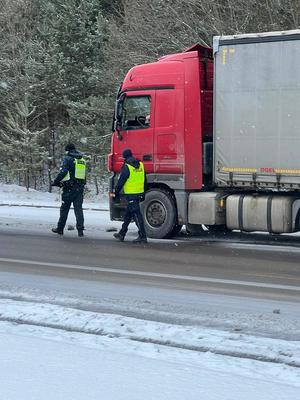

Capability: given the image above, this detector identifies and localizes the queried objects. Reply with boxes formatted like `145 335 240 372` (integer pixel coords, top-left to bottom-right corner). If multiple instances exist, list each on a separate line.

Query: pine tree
29 0 112 191
0 94 48 190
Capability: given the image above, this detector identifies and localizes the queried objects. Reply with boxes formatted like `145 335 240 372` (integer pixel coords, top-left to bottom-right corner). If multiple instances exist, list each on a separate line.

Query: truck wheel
141 189 176 239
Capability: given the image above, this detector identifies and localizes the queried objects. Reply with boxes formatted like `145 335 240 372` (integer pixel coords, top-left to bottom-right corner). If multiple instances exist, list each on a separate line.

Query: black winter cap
122 148 132 159
65 143 76 152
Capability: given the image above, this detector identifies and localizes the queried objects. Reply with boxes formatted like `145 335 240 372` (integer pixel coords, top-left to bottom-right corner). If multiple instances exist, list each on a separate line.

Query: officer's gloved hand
51 181 62 187
114 192 120 202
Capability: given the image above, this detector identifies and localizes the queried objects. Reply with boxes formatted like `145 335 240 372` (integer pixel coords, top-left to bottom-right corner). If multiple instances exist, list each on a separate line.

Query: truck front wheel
141 189 176 239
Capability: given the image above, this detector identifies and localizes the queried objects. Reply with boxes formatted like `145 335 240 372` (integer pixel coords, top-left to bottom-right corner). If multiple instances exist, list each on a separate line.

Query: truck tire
141 189 176 239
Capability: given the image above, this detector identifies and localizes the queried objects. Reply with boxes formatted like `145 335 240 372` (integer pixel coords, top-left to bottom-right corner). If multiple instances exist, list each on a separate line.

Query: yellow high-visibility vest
74 158 86 180
123 162 145 194
61 157 86 181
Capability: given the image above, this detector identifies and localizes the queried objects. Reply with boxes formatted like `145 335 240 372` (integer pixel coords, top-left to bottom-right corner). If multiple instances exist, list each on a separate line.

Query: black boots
132 237 147 243
52 227 84 237
114 232 147 243
52 227 63 235
113 232 125 242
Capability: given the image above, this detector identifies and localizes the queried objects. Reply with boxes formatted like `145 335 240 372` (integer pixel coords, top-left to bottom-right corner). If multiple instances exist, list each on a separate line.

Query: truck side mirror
116 118 123 141
115 95 125 140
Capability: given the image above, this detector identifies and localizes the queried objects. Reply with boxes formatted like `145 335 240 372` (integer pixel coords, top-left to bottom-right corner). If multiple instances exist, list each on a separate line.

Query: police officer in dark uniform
51 143 86 237
113 148 147 243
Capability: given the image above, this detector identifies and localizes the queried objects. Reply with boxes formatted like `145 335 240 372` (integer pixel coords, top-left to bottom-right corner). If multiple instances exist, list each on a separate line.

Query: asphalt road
0 229 300 302
1 228 300 339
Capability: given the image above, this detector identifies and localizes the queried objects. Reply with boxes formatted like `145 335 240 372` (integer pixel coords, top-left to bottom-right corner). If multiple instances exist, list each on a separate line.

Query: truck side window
122 96 151 130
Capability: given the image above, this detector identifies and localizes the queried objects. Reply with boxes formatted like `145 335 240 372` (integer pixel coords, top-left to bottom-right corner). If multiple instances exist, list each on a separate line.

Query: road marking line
0 257 300 292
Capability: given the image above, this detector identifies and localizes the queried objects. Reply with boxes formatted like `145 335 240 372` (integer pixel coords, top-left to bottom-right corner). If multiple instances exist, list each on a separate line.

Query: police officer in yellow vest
51 143 86 237
113 149 147 243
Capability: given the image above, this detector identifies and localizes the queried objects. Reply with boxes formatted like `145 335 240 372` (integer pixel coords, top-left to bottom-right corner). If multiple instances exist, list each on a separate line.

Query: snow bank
0 183 108 209
1 299 299 369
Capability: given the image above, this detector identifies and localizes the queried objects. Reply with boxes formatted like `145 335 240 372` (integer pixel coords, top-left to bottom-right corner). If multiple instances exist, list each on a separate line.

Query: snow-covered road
1 301 299 400
0 184 299 399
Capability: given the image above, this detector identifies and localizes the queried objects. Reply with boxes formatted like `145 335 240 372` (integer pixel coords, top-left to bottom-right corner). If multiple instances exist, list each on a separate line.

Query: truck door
114 91 155 173
153 87 184 174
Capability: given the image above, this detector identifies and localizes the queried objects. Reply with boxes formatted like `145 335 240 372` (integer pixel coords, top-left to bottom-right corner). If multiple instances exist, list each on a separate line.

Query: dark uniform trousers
119 197 146 239
57 184 85 232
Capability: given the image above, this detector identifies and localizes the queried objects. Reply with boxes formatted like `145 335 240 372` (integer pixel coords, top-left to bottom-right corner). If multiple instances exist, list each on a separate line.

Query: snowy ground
0 183 118 237
0 184 300 399
1 306 300 400
0 182 108 209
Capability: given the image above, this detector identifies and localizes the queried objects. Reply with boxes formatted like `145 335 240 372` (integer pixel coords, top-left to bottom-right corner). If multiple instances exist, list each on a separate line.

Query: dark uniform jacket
53 150 86 187
115 156 147 201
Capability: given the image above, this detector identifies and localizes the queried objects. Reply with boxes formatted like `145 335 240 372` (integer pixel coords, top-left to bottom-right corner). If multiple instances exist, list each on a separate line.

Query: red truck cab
109 30 300 239
108 44 213 238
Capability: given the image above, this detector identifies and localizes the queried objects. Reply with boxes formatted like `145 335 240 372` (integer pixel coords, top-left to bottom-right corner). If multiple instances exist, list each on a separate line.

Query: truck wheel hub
146 201 166 227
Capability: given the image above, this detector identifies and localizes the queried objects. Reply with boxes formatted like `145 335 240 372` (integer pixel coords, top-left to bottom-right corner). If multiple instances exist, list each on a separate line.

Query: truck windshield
122 95 151 129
